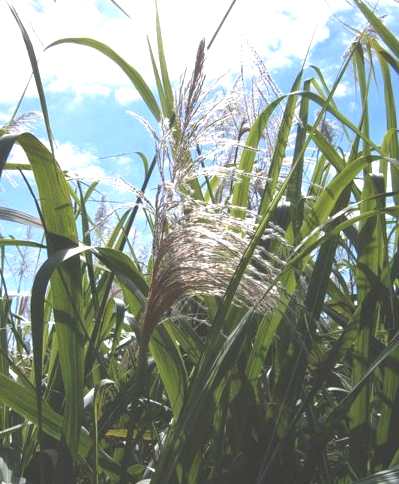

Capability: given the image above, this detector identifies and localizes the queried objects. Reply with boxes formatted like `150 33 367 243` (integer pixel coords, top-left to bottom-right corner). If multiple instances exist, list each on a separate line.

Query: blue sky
0 0 398 289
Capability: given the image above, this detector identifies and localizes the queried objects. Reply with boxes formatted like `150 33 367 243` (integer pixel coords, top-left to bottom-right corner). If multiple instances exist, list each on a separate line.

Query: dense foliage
1 1 399 483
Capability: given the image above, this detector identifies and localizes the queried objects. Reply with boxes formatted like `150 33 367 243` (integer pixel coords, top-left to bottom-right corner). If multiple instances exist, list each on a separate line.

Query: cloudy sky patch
3 0 393 107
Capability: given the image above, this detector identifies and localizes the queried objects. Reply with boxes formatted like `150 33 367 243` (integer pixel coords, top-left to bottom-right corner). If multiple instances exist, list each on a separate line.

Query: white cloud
6 137 106 181
53 141 106 180
1 0 396 108
334 80 352 98
1 0 139 104
114 87 139 106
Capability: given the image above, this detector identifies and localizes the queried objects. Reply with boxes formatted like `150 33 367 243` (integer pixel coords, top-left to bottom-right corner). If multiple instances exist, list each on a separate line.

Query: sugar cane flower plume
139 41 288 344
1 112 41 135
180 43 283 171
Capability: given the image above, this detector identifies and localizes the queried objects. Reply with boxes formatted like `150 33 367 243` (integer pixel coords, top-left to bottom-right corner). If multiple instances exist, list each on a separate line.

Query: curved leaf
47 38 161 121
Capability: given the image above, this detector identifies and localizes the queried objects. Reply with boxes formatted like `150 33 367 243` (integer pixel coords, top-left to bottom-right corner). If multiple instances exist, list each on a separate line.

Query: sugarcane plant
0 0 399 483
